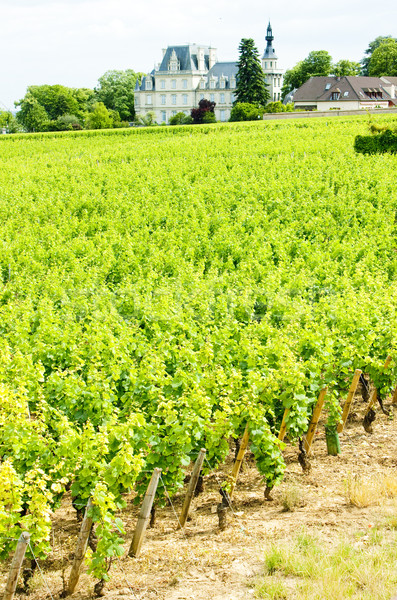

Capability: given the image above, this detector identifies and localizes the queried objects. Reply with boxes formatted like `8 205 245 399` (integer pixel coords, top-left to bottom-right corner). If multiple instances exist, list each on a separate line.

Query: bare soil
2 395 397 600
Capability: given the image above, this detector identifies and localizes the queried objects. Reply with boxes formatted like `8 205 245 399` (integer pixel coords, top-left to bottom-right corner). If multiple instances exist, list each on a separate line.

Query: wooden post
67 499 93 596
384 355 392 370
278 408 290 441
392 385 397 405
229 425 250 499
128 468 161 558
177 449 206 530
303 387 327 454
3 532 30 600
337 369 362 433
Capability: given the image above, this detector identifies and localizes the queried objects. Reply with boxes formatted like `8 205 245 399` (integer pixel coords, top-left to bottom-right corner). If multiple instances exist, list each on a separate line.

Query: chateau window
220 93 225 103
172 110 177 116
171 94 177 105
161 111 166 122
210 93 215 102
264 62 267 69
200 80 205 89
161 80 165 89
210 80 215 89
146 95 152 105
270 61 273 68
200 94 204 100
172 79 176 89
183 94 188 105
182 79 187 89
220 109 226 121
230 77 236 88
230 92 235 102
220 79 225 89
168 49 180 72
161 94 166 105
145 80 152 90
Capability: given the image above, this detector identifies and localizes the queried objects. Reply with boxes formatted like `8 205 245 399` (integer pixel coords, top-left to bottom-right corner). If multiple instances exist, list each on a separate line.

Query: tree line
1 35 396 133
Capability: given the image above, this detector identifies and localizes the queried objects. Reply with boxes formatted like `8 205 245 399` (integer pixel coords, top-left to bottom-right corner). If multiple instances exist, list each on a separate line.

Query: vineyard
1 114 397 597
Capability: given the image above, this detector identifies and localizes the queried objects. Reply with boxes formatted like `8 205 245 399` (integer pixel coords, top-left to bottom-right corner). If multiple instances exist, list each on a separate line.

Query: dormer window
210 79 216 89
230 77 236 88
331 91 340 100
200 79 205 89
220 78 225 89
145 80 152 91
168 49 180 72
325 83 331 90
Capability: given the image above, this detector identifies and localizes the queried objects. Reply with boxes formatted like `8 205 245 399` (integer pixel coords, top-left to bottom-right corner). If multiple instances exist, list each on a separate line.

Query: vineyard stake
229 425 250 499
3 531 30 600
337 369 362 433
128 468 162 558
278 408 290 441
67 498 93 596
303 387 328 454
177 449 206 529
392 385 397 405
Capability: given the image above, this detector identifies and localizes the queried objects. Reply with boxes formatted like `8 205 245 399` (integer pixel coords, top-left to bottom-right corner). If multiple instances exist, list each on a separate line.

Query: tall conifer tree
235 38 270 105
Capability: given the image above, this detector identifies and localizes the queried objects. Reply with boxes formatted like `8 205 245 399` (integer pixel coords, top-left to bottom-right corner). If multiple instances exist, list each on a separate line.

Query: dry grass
344 472 397 508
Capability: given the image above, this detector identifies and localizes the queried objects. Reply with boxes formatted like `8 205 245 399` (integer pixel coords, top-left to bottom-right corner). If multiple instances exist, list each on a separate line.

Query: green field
1 115 397 581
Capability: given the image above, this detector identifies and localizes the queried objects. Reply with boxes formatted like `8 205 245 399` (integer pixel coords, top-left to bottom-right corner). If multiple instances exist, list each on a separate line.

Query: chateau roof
207 62 238 79
158 45 211 72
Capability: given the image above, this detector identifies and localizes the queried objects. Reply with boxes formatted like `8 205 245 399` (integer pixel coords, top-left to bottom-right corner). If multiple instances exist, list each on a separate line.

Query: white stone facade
134 45 237 124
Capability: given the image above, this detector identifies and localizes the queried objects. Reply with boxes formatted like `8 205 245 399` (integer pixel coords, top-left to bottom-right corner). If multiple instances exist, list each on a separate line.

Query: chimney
209 47 217 69
198 47 205 71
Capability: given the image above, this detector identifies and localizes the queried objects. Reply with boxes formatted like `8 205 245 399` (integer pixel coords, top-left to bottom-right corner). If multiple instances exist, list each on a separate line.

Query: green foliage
85 102 114 129
229 102 263 121
169 112 192 125
1 115 397 582
236 38 270 105
95 70 143 121
354 124 397 154
16 93 49 132
361 35 397 75
134 111 157 126
264 101 285 114
368 38 397 76
0 111 22 133
332 59 361 77
282 51 333 99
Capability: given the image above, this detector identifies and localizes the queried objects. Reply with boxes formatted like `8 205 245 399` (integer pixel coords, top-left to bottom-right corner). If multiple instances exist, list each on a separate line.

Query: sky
0 0 396 111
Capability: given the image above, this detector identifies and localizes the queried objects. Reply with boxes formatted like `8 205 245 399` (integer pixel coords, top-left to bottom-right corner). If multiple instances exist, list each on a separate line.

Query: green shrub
229 102 264 121
354 129 397 154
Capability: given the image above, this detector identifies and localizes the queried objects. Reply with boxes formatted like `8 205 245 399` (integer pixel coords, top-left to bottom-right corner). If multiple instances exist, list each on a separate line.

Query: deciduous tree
361 36 397 75
95 70 144 121
368 39 397 76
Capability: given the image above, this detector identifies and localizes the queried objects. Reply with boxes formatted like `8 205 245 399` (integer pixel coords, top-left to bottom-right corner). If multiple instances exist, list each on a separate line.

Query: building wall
294 100 390 111
135 71 236 124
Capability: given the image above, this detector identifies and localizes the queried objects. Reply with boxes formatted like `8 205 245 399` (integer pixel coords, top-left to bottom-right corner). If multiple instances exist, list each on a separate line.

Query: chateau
134 23 283 125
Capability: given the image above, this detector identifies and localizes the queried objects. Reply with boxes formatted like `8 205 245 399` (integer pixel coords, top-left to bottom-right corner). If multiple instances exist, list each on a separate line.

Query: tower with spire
262 22 284 101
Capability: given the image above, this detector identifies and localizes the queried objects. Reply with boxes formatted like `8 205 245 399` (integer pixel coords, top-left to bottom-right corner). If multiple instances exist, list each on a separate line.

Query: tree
0 111 21 133
95 70 144 121
282 50 333 99
332 59 361 77
361 36 397 75
85 102 114 129
235 38 270 105
15 93 49 132
191 99 216 124
169 112 192 125
368 39 397 76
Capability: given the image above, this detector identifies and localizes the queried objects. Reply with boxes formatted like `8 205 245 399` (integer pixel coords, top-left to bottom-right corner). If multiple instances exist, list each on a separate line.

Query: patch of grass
280 483 305 512
256 525 397 600
344 472 397 508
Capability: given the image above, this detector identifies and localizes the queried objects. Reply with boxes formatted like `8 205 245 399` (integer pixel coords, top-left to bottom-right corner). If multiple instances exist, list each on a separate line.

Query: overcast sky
0 0 396 110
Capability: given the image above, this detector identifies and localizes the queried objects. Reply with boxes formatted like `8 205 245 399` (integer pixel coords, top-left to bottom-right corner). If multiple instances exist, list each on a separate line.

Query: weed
280 483 305 512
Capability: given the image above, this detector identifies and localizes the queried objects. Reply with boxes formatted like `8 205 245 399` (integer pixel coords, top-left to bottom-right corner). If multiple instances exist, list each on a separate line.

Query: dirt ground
2 392 397 600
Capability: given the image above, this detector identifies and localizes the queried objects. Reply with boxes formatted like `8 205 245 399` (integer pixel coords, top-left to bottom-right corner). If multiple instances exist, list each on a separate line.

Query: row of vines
1 114 397 588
